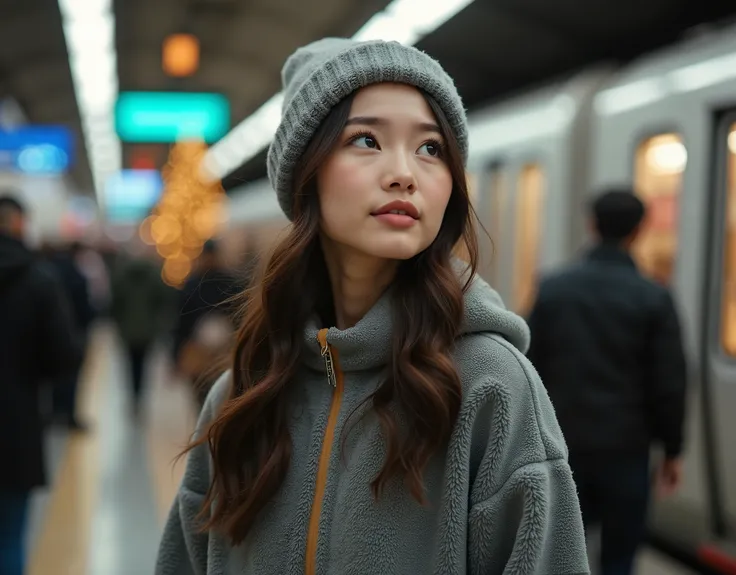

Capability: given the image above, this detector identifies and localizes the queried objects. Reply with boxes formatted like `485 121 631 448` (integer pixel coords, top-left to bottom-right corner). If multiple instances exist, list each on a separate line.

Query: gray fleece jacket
155 272 590 575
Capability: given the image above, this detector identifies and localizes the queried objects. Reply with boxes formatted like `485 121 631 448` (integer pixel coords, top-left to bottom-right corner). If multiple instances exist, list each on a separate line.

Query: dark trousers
569 452 650 575
0 491 30 575
125 343 150 405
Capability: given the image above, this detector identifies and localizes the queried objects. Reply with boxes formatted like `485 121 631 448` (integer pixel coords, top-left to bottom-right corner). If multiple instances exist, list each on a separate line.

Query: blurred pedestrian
527 189 688 575
0 193 82 575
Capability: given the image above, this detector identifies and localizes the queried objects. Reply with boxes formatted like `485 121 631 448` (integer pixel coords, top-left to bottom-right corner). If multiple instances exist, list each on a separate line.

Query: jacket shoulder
18 261 65 300
533 263 589 297
200 371 232 426
453 333 568 501
180 371 232 494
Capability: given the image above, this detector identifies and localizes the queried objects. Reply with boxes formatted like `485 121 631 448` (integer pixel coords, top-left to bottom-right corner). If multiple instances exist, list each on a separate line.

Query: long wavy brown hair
186 87 479 545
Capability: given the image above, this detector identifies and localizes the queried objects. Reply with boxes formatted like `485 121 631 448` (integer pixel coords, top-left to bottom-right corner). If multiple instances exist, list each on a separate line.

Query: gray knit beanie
266 38 468 221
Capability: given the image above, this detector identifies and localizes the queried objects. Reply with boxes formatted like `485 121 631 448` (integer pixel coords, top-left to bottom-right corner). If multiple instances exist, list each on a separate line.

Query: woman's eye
352 135 378 149
418 142 442 157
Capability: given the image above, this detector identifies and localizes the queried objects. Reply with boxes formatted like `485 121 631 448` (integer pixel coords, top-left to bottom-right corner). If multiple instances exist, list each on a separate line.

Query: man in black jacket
0 194 82 575
527 189 687 575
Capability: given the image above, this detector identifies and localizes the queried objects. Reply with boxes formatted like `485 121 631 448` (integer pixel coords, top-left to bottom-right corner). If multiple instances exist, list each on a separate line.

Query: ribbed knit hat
266 38 468 221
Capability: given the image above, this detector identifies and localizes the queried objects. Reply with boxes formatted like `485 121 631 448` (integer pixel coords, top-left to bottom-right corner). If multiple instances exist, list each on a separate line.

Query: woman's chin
359 240 425 261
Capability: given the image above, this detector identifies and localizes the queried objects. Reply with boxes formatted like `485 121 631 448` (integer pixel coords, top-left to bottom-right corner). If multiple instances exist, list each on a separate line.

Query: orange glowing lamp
163 34 200 77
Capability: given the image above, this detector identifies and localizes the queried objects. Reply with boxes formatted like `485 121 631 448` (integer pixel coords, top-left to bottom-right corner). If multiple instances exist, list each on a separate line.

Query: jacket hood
458 269 530 351
0 234 33 289
303 260 530 373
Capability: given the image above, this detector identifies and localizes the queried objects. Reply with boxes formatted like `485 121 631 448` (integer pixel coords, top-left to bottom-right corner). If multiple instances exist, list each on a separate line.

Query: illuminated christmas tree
140 140 227 286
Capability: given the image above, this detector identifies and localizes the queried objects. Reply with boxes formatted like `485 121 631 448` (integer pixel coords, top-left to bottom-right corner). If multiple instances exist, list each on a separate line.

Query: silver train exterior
221 22 736 569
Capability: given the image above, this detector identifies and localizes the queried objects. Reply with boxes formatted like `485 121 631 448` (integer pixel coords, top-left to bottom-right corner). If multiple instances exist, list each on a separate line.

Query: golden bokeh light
142 139 228 287
156 241 183 259
138 215 156 246
192 202 222 238
151 214 182 245
164 253 191 275
182 243 204 260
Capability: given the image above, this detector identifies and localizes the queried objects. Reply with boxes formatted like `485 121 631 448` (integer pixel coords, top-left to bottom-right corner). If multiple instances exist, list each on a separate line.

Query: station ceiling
223 0 736 190
0 0 90 190
0 0 734 195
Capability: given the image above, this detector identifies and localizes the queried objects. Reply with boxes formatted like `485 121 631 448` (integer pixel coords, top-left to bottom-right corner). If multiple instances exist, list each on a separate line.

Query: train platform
23 323 697 575
25 324 195 575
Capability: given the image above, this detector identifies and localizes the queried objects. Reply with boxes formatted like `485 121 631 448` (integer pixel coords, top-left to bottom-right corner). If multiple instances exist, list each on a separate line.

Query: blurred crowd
0 192 249 573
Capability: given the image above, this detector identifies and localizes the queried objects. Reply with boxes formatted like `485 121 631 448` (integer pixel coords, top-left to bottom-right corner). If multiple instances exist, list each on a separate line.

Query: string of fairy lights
138 140 228 286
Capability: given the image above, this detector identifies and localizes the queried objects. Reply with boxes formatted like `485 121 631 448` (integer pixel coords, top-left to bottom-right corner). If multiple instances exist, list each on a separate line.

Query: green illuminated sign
115 92 230 143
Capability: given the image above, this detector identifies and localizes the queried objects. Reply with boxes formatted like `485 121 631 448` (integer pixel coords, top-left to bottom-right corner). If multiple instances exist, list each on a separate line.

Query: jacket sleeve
467 339 590 575
645 289 688 459
35 267 84 378
468 459 589 575
155 373 231 575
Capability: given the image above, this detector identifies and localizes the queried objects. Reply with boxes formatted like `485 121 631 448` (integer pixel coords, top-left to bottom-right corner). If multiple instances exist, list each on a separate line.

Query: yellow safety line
27 326 110 575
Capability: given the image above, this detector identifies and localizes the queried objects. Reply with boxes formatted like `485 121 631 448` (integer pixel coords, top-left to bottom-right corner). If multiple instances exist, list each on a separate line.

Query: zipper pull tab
317 329 337 388
321 342 337 388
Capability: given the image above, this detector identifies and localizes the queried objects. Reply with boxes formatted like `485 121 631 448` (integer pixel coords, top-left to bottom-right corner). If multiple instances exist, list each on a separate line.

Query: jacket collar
586 242 637 269
301 260 530 374
302 285 393 373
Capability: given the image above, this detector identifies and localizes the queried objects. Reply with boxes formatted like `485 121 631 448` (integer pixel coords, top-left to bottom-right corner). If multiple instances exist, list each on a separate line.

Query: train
218 20 736 572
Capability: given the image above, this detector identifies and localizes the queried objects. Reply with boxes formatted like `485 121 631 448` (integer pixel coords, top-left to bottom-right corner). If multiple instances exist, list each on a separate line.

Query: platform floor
23 323 697 574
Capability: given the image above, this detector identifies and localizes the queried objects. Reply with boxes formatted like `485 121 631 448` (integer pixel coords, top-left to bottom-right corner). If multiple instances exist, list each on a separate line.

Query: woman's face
316 83 453 262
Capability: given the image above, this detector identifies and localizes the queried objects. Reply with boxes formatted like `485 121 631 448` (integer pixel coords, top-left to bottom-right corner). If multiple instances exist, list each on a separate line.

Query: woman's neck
321 237 397 330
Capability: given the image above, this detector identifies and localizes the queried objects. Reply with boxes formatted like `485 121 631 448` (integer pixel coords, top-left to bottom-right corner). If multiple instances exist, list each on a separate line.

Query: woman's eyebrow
345 116 442 134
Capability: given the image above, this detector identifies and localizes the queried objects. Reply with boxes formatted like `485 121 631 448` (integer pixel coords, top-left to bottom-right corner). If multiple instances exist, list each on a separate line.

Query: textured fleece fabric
266 37 468 221
156 271 590 575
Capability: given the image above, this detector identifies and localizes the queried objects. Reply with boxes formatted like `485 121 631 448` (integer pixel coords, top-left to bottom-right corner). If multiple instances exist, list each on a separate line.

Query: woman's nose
381 152 417 193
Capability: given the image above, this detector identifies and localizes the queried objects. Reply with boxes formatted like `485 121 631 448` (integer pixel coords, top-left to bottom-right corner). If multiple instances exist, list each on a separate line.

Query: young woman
156 38 589 575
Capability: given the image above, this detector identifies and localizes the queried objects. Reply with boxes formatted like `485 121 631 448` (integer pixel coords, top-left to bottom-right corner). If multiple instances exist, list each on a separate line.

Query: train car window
632 133 686 286
513 164 545 316
487 167 509 288
720 123 736 355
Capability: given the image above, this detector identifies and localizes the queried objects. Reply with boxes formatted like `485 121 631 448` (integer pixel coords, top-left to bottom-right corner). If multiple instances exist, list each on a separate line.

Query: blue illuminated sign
0 126 74 174
115 92 230 144
104 169 163 223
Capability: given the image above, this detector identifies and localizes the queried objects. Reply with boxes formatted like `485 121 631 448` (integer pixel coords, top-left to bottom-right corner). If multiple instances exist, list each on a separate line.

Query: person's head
0 194 26 240
268 38 472 276
589 189 646 248
186 38 478 544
